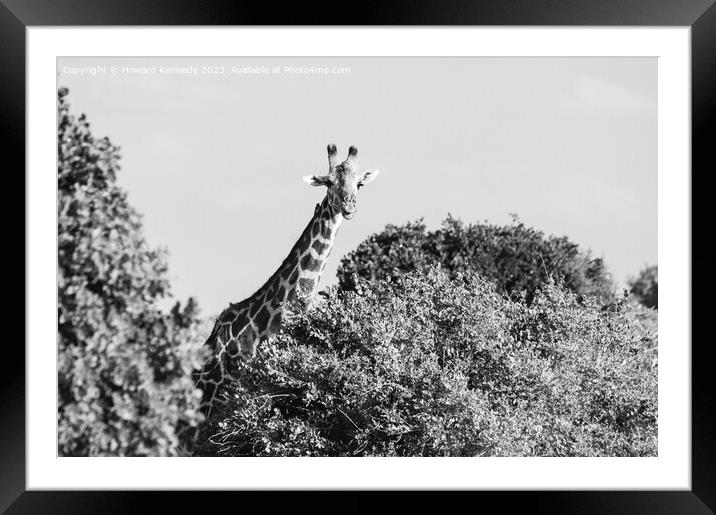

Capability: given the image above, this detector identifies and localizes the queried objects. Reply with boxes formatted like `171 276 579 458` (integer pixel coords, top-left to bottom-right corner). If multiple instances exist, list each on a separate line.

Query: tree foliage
628 265 658 309
199 268 656 457
336 216 615 304
57 88 207 456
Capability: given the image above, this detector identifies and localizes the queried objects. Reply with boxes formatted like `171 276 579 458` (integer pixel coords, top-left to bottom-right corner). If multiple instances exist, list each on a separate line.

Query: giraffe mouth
342 211 355 220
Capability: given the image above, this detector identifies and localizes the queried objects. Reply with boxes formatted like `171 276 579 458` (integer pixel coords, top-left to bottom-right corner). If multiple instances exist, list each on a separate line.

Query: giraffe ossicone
194 144 380 416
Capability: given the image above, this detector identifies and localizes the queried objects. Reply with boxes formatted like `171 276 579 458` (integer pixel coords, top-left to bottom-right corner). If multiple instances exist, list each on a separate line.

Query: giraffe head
303 144 380 220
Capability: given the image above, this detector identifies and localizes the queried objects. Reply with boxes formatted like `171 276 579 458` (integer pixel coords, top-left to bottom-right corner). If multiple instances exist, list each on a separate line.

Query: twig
336 407 360 430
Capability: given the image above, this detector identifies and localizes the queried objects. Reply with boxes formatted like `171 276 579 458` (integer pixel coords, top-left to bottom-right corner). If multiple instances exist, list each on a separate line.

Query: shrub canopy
336 216 615 304
200 267 656 457
628 265 658 309
57 88 206 456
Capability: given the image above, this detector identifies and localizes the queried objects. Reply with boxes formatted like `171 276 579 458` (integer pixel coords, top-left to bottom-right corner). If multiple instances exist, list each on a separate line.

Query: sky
58 57 657 316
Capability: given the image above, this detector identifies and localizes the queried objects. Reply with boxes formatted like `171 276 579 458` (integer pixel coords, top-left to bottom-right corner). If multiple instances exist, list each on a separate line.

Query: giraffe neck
191 195 343 425
294 195 344 298
233 194 342 338
259 194 342 308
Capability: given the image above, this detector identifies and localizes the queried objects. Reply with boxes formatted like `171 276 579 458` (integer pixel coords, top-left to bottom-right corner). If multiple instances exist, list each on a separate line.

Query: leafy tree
57 87 207 456
336 215 615 304
628 265 658 309
199 268 656 457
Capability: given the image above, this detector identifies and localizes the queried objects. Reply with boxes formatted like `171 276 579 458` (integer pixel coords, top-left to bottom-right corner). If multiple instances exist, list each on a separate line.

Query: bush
199 267 656 457
57 87 207 456
628 265 658 309
336 216 615 304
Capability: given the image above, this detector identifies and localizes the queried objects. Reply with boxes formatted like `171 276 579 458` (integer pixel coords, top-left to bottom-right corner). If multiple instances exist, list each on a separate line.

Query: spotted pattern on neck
194 195 343 415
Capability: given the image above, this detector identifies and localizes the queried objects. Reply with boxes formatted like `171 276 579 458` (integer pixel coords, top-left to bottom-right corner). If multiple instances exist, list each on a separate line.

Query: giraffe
193 144 380 418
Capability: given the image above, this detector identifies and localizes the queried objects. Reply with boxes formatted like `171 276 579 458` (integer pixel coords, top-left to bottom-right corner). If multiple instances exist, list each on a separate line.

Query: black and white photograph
56 55 659 458
1 0 711 507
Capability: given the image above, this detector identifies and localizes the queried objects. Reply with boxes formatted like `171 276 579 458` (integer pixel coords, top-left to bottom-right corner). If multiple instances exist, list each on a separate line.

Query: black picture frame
3 1 713 512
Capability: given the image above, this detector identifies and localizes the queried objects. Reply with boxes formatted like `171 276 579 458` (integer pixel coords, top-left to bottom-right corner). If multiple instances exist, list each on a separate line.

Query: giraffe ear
303 175 333 187
358 169 380 187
